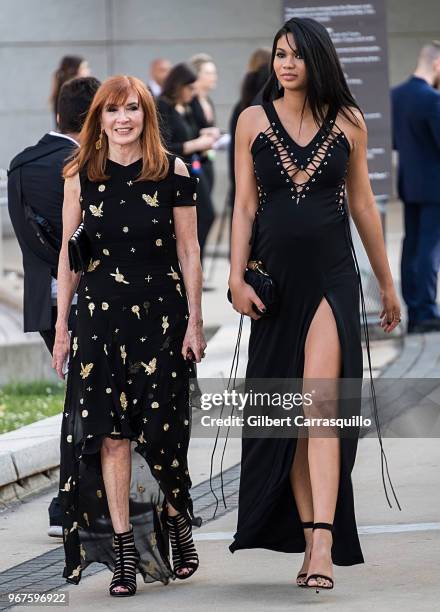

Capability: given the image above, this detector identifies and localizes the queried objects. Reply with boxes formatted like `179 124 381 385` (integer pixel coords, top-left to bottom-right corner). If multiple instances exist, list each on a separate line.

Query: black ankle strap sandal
305 522 334 592
109 527 139 597
296 521 314 587
167 513 199 580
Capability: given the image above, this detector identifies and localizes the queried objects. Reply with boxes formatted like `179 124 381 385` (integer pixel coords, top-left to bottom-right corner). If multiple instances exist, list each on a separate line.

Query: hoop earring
95 130 103 150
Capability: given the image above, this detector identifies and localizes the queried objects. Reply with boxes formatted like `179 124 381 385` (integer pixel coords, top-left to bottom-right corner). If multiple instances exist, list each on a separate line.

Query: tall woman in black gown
53 75 206 597
228 18 401 591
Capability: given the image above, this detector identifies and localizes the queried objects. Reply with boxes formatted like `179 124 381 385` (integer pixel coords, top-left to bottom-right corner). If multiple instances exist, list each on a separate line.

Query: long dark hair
160 63 197 105
240 64 270 111
263 18 361 126
50 55 85 114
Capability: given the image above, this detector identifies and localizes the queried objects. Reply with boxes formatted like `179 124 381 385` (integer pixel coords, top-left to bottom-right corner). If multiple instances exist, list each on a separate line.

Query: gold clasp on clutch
247 260 269 276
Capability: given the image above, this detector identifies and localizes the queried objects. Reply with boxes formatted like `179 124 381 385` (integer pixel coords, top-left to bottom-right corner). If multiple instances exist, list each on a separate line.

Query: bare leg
101 437 132 594
304 298 342 588
290 436 314 584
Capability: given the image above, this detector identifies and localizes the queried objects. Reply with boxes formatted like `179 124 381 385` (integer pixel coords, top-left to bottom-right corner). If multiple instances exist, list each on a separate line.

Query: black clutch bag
68 223 91 273
227 260 278 317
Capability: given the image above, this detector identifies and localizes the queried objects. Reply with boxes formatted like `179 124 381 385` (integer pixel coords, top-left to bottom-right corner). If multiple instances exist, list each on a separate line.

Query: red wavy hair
64 75 169 181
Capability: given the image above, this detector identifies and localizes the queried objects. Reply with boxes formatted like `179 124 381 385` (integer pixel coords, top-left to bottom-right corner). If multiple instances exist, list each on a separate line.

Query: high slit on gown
229 101 366 565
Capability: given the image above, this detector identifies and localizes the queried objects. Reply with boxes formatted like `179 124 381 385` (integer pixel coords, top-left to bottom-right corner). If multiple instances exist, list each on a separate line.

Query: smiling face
273 32 307 92
100 89 144 148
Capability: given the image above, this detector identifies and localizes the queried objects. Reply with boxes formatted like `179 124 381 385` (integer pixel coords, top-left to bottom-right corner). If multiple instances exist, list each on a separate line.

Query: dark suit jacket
391 76 440 203
7 133 77 332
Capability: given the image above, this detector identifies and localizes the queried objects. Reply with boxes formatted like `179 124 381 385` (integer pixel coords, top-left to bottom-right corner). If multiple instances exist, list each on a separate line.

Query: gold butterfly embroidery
140 357 157 375
87 259 100 272
167 266 180 280
162 316 169 335
89 202 104 217
120 392 128 410
142 191 159 207
80 362 94 379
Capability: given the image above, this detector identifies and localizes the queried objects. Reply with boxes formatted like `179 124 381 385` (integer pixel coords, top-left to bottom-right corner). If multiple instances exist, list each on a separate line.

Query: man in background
7 75 100 536
148 57 172 97
392 42 440 334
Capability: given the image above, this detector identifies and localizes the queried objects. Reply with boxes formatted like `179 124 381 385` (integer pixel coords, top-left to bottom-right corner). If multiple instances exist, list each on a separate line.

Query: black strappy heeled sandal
305 522 334 592
296 521 314 587
109 526 140 597
167 513 199 580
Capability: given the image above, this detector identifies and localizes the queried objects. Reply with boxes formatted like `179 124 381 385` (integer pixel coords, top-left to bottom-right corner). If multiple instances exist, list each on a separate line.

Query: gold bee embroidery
138 485 145 493
171 459 179 468
155 238 162 246
154 464 162 471
96 489 103 498
120 345 127 364
87 259 100 272
98 184 106 192
110 268 130 284
80 363 94 379
131 305 140 319
60 476 72 491
149 532 157 547
167 266 180 280
142 191 159 207
163 423 170 431
72 337 78 357
120 392 128 410
151 401 159 409
103 248 110 256
88 302 95 317
172 488 180 497
69 566 82 579
89 202 104 217
140 357 157 375
176 283 183 297
162 315 169 334
138 431 146 444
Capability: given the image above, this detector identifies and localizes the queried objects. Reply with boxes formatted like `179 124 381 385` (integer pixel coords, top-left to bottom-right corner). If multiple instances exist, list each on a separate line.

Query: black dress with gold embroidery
59 155 198 585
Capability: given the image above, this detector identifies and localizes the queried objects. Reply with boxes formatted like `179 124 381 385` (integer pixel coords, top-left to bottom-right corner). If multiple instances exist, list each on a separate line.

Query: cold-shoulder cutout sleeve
174 172 199 207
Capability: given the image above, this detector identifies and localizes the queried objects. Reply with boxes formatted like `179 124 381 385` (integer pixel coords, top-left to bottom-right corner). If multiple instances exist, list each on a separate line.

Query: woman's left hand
182 316 207 363
379 285 402 333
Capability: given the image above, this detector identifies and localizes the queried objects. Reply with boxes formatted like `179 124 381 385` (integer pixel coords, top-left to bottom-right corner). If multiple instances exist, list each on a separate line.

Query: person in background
7 76 101 538
189 53 221 193
228 64 270 211
247 47 272 72
49 55 91 125
157 63 216 263
148 57 172 98
392 41 440 334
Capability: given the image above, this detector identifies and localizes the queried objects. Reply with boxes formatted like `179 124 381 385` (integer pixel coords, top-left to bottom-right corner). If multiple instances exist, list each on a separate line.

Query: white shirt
148 79 162 98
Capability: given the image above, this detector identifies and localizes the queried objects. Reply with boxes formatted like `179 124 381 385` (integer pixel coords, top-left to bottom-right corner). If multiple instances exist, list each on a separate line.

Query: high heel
296 521 314 587
167 512 199 580
109 526 139 597
305 522 334 592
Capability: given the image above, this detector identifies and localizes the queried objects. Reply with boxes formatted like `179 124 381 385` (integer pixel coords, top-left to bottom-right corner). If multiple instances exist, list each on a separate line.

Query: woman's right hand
52 325 71 380
195 133 215 152
229 279 266 320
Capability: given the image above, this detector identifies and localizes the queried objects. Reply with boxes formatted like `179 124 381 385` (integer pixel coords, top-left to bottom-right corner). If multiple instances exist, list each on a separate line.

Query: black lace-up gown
59 155 199 585
229 101 365 565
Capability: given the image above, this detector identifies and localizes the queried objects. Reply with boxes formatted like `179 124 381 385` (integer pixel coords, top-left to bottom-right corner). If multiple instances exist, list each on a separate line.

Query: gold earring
95 130 103 150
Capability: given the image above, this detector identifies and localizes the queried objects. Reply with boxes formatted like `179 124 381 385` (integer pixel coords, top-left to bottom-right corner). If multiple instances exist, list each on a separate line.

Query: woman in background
49 55 91 125
189 53 221 193
157 63 216 263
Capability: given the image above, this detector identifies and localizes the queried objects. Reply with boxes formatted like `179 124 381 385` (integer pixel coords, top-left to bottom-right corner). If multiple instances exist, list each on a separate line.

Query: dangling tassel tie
345 212 401 511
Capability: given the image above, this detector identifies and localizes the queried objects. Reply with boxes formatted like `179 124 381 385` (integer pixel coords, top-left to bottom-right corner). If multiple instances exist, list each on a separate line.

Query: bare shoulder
174 156 190 177
236 105 269 146
64 170 80 194
336 106 367 150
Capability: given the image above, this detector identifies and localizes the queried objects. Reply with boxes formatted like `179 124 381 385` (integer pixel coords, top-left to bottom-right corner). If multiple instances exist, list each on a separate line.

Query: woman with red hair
53 75 205 597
